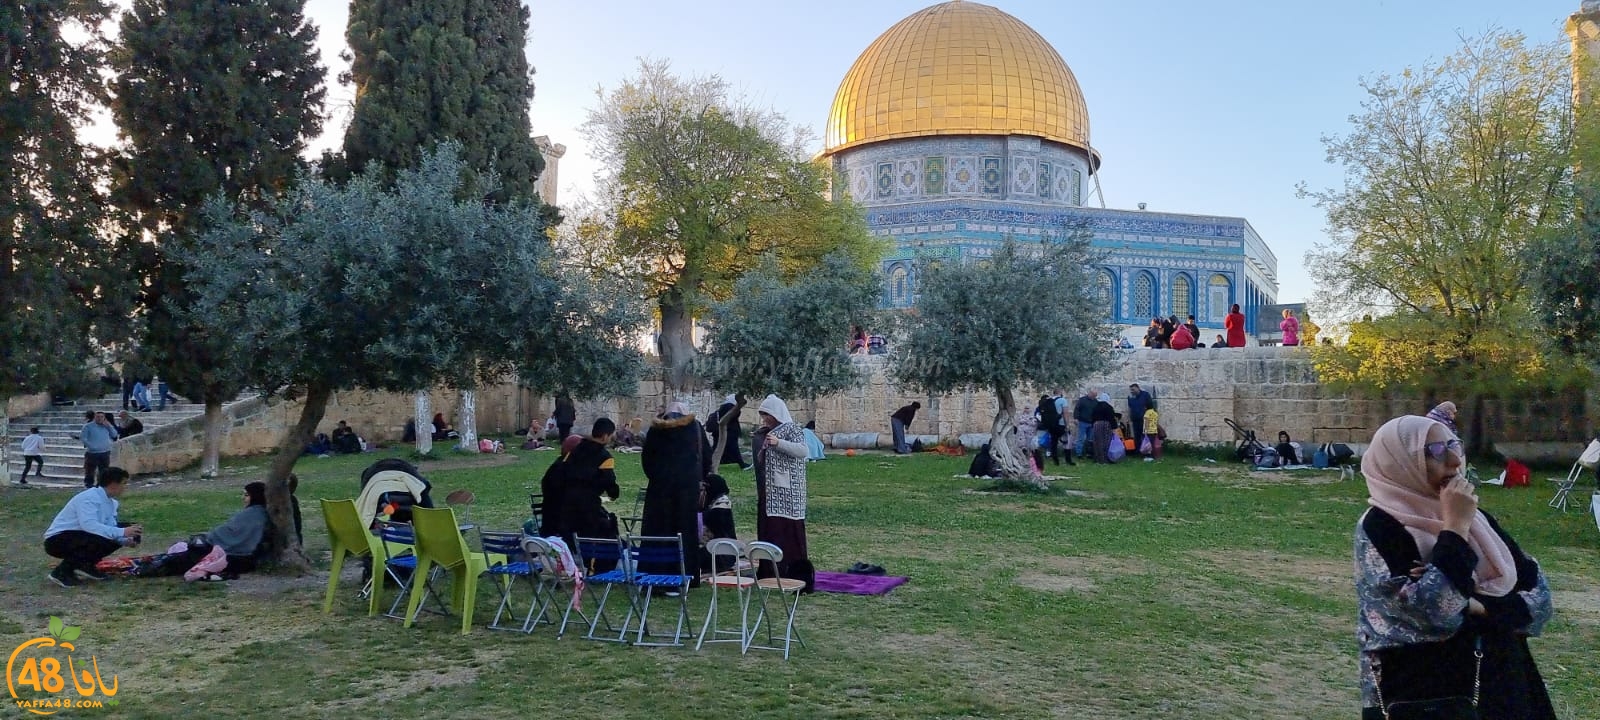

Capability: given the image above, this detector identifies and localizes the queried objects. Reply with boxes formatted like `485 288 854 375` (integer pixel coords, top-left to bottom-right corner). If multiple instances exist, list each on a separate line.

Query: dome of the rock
823 0 1093 164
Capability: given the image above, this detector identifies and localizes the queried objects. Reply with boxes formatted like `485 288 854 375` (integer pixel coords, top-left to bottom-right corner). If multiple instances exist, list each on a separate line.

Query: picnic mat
813 571 908 596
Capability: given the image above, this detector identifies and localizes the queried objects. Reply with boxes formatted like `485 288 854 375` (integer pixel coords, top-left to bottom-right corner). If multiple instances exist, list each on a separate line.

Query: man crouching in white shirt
43 467 143 587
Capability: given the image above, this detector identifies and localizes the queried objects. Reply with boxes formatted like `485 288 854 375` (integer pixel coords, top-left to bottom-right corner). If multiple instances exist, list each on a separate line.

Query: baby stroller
1550 438 1600 513
1225 418 1267 464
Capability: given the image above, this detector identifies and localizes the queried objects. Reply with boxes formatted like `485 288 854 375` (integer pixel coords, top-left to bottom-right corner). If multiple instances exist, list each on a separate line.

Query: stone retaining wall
110 348 1600 474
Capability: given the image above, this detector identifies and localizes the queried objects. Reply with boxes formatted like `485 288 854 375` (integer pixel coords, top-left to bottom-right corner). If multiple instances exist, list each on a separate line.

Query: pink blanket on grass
813 571 908 595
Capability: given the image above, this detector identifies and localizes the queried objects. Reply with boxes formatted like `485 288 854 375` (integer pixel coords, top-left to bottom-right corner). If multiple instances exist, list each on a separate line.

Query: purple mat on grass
813 571 908 595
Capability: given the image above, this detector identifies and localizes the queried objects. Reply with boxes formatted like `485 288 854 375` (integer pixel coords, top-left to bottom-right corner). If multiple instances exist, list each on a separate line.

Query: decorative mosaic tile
923 156 946 196
852 166 872 202
876 163 894 199
1038 162 1052 200
896 159 921 198
948 156 978 194
981 157 1004 194
1011 157 1037 195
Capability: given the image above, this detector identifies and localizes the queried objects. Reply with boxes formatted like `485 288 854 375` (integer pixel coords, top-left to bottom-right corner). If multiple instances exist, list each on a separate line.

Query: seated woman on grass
198 481 275 577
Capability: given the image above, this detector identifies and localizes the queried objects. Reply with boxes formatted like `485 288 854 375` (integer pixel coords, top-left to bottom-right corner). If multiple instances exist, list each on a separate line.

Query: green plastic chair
403 507 491 634
321 498 382 614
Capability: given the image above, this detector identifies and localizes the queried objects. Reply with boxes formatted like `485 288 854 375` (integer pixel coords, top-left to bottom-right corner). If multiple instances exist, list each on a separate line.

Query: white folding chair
743 542 807 660
1550 439 1600 512
697 539 755 651
519 536 589 637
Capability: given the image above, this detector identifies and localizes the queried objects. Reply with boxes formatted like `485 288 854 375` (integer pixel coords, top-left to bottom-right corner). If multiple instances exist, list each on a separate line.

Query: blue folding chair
373 522 446 620
573 536 636 643
479 531 538 631
626 534 696 647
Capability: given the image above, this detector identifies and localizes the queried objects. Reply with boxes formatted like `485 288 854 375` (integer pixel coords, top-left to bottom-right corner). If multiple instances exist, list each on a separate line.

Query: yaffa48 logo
7 616 119 715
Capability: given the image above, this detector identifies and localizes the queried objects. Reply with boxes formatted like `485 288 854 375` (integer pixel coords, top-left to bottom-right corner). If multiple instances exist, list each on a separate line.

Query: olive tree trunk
199 397 224 478
458 390 478 452
263 383 333 572
414 391 432 455
659 289 696 395
987 385 1045 489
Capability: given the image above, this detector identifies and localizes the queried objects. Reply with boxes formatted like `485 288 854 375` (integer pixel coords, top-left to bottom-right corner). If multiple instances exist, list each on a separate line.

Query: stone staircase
6 395 213 487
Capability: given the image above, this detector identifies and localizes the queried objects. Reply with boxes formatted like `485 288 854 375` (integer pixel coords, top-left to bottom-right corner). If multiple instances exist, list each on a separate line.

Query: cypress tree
0 1 127 408
343 0 546 206
109 0 325 475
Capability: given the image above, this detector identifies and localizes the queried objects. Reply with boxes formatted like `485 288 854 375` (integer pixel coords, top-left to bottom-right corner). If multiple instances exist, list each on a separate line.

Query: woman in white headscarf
753 394 813 592
1088 393 1118 464
1355 415 1554 720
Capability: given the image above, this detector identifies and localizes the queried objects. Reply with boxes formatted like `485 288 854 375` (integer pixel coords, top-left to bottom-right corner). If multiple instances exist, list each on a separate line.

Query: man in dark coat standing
640 402 713 585
1127 383 1153 451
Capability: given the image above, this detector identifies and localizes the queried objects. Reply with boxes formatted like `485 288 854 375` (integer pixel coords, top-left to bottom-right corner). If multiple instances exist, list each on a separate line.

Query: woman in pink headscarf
1354 415 1554 719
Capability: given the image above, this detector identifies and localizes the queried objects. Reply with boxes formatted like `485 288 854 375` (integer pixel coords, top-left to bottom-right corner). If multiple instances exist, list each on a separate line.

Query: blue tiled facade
833 136 1279 334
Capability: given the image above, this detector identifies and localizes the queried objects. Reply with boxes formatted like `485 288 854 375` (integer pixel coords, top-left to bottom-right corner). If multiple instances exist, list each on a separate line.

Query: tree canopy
1 1 128 404
183 145 647 566
889 234 1113 481
693 252 881 456
1302 30 1582 452
579 59 882 391
109 0 326 473
342 0 547 208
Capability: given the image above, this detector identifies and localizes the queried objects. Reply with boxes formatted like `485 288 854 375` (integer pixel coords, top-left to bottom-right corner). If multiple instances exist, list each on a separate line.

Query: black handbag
1374 637 1482 720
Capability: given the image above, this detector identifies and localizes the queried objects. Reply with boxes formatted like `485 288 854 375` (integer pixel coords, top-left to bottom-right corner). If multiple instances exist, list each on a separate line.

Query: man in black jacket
1072 389 1098 458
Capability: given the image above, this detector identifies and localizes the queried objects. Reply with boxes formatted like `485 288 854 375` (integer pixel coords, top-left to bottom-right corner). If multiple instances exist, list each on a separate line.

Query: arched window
1208 274 1232 320
1096 269 1116 319
1133 271 1155 318
1172 273 1193 318
890 265 910 307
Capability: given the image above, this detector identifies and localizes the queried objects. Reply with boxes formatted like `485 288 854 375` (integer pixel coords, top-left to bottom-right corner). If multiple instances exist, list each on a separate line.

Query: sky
278 0 1584 303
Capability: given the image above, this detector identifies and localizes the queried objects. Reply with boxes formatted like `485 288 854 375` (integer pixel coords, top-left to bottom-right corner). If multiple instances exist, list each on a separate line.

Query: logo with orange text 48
7 617 118 715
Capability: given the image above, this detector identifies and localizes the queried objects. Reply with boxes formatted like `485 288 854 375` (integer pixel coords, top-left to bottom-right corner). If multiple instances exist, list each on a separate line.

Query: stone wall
111 347 1599 474
5 393 51 420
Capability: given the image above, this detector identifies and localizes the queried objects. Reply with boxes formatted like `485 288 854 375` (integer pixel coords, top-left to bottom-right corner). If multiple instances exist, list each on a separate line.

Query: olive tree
182 145 645 569
693 252 882 461
889 234 1112 484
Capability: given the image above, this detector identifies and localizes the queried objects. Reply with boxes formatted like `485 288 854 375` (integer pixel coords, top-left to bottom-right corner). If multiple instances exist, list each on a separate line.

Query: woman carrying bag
1355 415 1555 720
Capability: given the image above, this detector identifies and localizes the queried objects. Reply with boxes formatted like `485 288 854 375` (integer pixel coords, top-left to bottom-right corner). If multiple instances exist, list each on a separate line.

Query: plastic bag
1107 436 1126 462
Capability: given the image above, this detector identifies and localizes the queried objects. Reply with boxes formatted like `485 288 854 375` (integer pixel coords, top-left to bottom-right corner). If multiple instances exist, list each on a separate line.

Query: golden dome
824 1 1093 161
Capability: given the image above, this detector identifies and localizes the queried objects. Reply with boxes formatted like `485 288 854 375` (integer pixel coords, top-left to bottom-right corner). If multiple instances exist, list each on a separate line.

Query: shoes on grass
76 567 110 581
49 567 79 588
847 562 886 576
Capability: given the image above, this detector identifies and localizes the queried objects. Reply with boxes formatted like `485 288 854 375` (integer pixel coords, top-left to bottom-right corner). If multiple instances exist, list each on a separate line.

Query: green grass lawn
1 447 1596 719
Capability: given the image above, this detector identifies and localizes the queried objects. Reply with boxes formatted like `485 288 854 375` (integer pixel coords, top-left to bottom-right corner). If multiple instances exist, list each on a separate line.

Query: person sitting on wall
1170 322 1196 350
117 410 144 438
331 421 362 454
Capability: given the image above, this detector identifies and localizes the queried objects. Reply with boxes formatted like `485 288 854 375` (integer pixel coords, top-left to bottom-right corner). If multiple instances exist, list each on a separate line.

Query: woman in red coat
1224 303 1247 348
